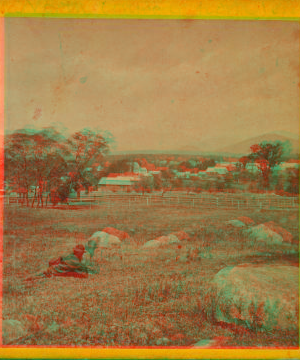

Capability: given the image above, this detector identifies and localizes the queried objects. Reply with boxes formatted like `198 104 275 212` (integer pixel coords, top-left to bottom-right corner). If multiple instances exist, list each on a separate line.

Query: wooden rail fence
3 192 299 210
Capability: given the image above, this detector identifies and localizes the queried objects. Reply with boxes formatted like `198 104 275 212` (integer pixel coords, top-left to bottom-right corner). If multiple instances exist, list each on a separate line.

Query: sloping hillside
218 133 299 155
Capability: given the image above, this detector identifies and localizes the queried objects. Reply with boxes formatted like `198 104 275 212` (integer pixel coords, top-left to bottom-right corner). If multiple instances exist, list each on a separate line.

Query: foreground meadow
3 201 299 347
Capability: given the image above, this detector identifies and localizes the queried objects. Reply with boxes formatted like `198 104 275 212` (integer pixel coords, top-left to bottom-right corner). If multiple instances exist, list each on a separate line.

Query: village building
133 162 141 173
215 162 237 171
206 167 228 175
99 176 140 192
139 167 148 175
175 171 191 179
279 162 299 170
245 163 260 173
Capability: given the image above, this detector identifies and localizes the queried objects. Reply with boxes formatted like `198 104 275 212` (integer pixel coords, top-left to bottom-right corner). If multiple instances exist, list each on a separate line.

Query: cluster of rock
207 216 297 332
7 220 295 345
226 216 293 244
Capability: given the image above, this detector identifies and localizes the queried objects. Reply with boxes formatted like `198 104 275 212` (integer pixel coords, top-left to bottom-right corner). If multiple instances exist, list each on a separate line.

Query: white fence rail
4 192 299 210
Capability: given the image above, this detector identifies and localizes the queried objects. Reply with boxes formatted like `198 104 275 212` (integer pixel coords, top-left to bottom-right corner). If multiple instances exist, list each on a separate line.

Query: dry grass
3 203 299 346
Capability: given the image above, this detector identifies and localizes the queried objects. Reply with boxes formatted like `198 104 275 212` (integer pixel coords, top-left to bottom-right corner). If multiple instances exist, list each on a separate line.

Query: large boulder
244 224 283 243
263 221 293 243
102 227 130 240
3 319 27 344
207 265 299 331
89 231 121 248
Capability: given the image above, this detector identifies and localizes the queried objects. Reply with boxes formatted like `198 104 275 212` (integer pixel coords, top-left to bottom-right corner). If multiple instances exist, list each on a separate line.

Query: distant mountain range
112 131 299 156
217 132 299 155
2 131 298 156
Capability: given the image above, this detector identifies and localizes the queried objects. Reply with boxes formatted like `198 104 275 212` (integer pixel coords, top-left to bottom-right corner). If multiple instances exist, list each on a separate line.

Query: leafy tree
214 177 225 191
160 169 174 195
238 156 250 169
248 141 291 187
5 127 68 207
224 173 234 189
106 159 130 174
285 168 299 194
152 174 163 191
191 178 202 193
66 128 113 197
197 159 216 171
134 175 153 195
172 177 183 191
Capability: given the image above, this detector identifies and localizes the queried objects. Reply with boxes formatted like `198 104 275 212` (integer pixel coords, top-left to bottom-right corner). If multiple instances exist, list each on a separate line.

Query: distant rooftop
99 177 139 186
206 167 228 174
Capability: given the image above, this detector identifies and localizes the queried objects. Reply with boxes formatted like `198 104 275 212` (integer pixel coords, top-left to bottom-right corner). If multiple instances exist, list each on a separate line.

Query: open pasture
3 201 299 347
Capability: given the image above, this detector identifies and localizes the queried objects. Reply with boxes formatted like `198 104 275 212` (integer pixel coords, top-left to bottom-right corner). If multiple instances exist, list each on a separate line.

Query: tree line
4 128 298 205
4 127 113 206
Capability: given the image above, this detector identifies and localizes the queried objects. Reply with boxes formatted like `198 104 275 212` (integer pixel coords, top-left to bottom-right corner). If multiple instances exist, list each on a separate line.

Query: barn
99 176 139 192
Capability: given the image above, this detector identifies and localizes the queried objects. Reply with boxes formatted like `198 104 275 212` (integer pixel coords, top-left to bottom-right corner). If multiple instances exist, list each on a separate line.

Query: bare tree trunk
39 192 44 208
31 189 36 208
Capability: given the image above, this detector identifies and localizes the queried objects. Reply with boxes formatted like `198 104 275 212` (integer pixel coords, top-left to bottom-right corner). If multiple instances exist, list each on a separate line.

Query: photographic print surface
2 17 299 348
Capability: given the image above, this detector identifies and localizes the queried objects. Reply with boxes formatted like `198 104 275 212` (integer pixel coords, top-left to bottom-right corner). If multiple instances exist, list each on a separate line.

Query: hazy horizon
4 18 300 152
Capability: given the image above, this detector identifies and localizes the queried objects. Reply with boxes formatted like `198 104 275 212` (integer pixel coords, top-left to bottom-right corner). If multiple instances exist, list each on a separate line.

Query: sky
4 18 300 152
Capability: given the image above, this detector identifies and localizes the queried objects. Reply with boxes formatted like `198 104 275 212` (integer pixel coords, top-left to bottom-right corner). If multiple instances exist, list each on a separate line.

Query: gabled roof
99 177 139 185
206 167 228 174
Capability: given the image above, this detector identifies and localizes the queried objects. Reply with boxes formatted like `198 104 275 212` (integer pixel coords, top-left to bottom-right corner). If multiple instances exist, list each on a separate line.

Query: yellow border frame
0 0 299 358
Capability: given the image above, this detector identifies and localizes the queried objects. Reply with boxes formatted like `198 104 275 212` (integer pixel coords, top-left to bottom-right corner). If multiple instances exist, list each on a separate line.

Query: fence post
193 199 194 208
237 200 239 209
147 197 149 206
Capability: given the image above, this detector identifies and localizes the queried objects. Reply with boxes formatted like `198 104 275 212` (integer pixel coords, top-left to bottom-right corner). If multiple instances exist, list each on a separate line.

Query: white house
279 162 299 170
206 167 228 175
133 162 141 173
245 163 260 173
139 167 148 175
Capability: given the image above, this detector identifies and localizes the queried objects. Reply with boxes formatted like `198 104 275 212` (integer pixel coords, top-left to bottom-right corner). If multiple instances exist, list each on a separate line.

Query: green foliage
247 140 291 187
249 141 291 169
5 126 114 205
285 168 299 194
106 159 131 174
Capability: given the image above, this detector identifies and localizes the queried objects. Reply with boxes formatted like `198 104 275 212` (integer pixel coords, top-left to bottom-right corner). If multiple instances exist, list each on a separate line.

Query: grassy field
3 202 299 347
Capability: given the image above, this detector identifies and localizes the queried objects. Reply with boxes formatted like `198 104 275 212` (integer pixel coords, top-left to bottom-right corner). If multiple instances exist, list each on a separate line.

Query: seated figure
26 244 97 281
